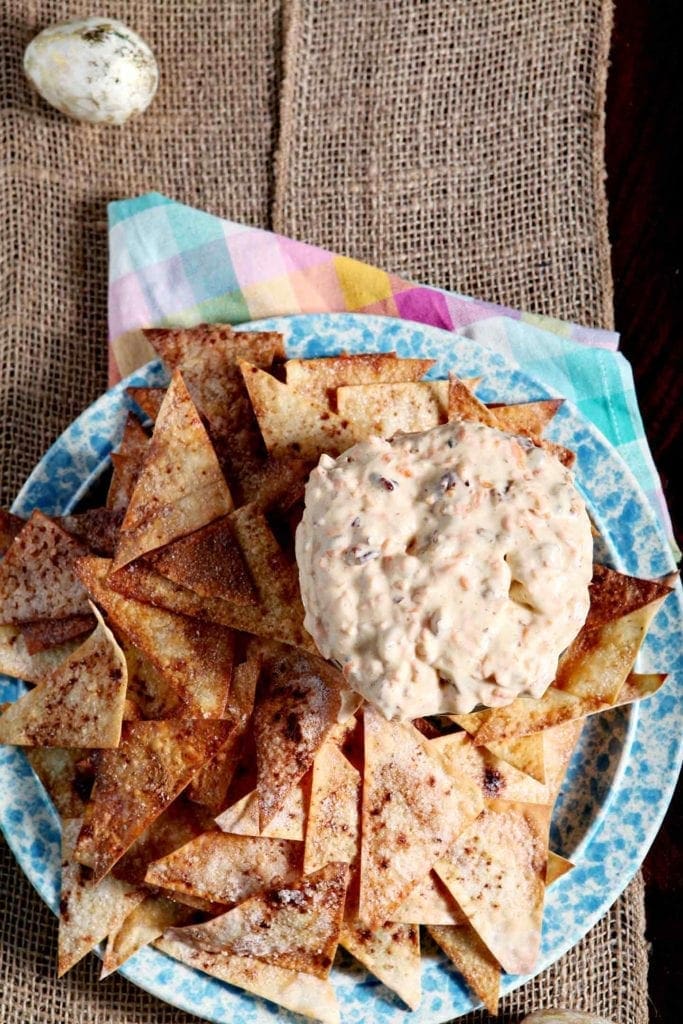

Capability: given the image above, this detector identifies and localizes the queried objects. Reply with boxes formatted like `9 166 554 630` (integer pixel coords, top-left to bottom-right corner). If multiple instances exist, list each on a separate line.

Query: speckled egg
23 17 158 125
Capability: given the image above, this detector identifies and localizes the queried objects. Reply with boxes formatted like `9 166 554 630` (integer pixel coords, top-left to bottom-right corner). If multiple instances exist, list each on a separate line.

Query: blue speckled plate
1 314 681 1023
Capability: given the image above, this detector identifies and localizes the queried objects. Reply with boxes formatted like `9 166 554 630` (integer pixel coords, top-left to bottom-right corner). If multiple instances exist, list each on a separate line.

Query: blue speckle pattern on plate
1 314 681 1023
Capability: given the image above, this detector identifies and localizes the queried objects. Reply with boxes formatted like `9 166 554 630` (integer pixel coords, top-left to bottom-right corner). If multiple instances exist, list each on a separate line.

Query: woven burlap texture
0 2 648 1023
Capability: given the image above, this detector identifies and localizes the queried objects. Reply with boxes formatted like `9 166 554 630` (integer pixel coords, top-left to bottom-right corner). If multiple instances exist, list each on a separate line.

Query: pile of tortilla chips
0 326 674 1024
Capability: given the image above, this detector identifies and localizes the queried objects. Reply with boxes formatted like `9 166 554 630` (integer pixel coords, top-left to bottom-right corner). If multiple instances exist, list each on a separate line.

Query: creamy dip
295 420 592 720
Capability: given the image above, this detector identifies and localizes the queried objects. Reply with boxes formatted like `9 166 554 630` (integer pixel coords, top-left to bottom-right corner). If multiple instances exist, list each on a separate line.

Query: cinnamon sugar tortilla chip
392 870 466 926
76 557 235 719
546 851 574 885
27 748 95 819
286 352 434 407
0 625 81 682
126 386 166 422
543 719 585 803
112 795 217 886
429 732 549 804
215 782 308 841
0 509 23 555
167 862 348 980
360 707 483 927
145 833 303 907
74 719 234 882
254 647 352 829
241 361 359 460
449 718 546 784
107 413 149 513
428 922 500 1015
491 399 564 438
471 688 605 747
304 740 360 874
614 671 667 705
0 607 127 748
585 563 673 630
59 507 124 557
156 934 340 1024
0 511 90 624
148 515 257 607
339 917 421 1010
58 819 146 977
21 614 95 654
122 642 188 720
336 380 449 436
101 895 191 978
448 376 498 426
435 801 551 975
113 371 233 569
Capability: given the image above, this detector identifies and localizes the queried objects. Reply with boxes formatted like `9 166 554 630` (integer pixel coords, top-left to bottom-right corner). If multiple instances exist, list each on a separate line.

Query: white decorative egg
23 17 158 125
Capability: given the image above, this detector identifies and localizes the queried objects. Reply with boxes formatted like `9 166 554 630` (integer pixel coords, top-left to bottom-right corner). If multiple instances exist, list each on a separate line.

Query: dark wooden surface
606 1 682 1020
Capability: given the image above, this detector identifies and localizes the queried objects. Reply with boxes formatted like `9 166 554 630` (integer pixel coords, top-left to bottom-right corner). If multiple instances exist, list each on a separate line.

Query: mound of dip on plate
296 419 593 720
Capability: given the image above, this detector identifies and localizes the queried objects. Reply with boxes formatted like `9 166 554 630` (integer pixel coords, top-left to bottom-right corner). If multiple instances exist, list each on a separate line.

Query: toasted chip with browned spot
126 386 166 422
241 361 359 460
156 934 340 1024
336 380 449 437
615 671 667 706
436 802 551 975
167 861 348 979
0 625 81 683
392 870 466 926
0 511 91 624
107 413 149 513
74 719 234 881
360 707 483 926
0 608 127 748
254 647 354 830
27 748 95 819
146 832 303 907
429 732 549 804
584 564 673 631
340 917 422 1009
546 851 574 886
58 819 146 977
76 556 234 719
304 740 360 875
113 372 233 569
469 688 604 747
101 895 191 977
286 353 434 408
450 718 546 784
448 376 498 427
21 614 95 654
491 399 564 438
428 922 501 1015
147 515 257 607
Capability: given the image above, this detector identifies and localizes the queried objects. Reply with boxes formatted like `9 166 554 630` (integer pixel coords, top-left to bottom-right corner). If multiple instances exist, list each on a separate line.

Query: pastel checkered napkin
108 192 675 548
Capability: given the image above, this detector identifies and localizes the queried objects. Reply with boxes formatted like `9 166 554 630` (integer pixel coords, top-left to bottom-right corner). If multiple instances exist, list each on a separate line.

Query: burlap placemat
0 2 649 1023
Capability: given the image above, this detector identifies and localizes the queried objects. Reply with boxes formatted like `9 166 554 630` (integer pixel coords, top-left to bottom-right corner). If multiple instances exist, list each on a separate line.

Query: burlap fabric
0 2 649 1023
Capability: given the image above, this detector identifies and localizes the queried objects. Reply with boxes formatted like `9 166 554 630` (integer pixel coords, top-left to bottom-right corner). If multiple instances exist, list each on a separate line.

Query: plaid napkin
108 192 675 549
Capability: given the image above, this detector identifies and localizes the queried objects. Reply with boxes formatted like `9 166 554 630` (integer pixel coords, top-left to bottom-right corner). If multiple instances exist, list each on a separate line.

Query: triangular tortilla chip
145 323 285 372
126 386 166 422
471 688 605 747
286 352 434 407
101 895 191 977
435 801 551 975
448 376 498 426
544 719 585 803
113 371 233 569
490 399 564 438
122 642 188 720
339 917 421 1010
112 795 217 885
546 851 574 886
428 732 549 804
254 647 352 829
107 413 149 513
27 747 95 819
0 625 81 682
20 614 95 654
450 717 546 783
74 719 234 881
428 922 501 1015
241 361 359 460
59 507 124 557
215 782 308 841
58 818 146 976
0 607 127 748
76 556 235 719
360 707 483 926
0 511 90 623
147 515 257 607
336 380 449 436
156 934 340 1024
392 870 466 925
584 563 673 631
304 739 361 874
146 832 303 907
614 671 667 706
167 862 348 979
